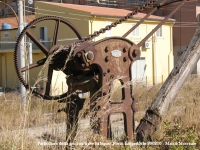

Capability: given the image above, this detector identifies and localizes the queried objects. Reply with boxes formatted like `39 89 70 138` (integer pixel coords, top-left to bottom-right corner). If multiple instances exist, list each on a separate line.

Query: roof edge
92 14 176 23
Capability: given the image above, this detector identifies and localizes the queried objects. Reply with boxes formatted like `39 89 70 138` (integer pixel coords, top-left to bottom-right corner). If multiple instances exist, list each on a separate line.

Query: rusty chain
83 0 158 41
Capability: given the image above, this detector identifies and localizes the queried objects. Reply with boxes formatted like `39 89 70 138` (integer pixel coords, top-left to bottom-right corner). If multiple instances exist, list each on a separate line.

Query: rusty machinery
14 0 190 142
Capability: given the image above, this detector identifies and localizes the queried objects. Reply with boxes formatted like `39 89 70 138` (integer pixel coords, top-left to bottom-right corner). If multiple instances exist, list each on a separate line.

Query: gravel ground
0 113 140 144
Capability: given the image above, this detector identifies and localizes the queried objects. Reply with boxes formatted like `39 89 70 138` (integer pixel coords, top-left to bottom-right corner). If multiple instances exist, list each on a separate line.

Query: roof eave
91 14 176 23
0 28 18 31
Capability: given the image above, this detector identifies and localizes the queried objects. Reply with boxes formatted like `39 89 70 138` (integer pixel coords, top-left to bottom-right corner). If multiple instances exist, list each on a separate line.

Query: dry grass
0 94 66 131
132 75 200 149
0 93 66 150
0 75 200 149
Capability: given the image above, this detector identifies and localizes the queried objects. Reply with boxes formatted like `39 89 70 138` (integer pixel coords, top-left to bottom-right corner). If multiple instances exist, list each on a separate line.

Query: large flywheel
14 16 83 100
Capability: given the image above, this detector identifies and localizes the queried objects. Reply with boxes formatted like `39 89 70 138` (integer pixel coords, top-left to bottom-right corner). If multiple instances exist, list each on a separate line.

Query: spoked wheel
14 16 83 100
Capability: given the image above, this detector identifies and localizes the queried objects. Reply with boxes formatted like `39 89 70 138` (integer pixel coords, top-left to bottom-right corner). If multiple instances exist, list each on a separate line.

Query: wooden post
136 27 200 141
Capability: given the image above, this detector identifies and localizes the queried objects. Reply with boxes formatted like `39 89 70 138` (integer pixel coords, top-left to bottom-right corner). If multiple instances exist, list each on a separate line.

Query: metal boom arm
136 26 200 141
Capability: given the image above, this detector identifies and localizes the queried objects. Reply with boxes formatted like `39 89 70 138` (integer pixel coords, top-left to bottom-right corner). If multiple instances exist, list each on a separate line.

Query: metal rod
26 31 49 56
52 20 60 46
137 0 187 47
122 0 168 38
18 0 26 108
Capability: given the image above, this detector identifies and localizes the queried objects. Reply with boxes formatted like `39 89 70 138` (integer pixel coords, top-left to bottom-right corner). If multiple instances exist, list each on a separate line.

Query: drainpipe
152 34 157 85
5 54 7 87
168 25 173 75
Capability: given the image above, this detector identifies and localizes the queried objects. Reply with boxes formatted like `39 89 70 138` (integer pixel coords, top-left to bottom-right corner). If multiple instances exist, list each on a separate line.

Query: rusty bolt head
105 46 110 53
123 56 128 62
86 51 94 60
107 69 110 73
123 47 128 53
132 49 138 58
105 56 110 62
110 75 114 79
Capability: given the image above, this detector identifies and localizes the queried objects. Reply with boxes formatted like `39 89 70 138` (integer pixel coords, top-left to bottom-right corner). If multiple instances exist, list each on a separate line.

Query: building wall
0 0 14 9
1 52 19 88
143 1 197 67
0 0 36 18
35 1 90 39
0 50 45 88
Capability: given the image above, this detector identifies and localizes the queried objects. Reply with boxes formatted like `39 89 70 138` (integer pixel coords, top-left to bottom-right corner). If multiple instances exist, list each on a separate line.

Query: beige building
0 2 175 93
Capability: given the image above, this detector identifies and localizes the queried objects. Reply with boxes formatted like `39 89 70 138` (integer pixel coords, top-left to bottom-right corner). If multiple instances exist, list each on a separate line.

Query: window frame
40 26 48 48
4 32 10 38
156 26 163 38
12 1 17 7
132 23 140 38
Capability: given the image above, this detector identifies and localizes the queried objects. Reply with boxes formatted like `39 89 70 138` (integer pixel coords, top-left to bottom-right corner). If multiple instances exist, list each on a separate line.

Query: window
40 27 45 41
12 1 17 7
106 21 111 37
40 26 48 47
4 32 10 38
132 23 140 38
156 27 163 38
126 0 148 5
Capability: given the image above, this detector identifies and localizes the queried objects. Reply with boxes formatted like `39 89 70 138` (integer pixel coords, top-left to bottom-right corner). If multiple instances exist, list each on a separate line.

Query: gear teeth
14 16 82 100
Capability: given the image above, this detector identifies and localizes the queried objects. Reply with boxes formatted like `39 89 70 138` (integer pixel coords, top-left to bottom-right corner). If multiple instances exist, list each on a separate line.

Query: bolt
107 69 110 73
105 56 110 62
110 75 114 79
132 49 137 58
123 56 128 62
123 47 128 53
105 46 110 53
86 51 94 60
